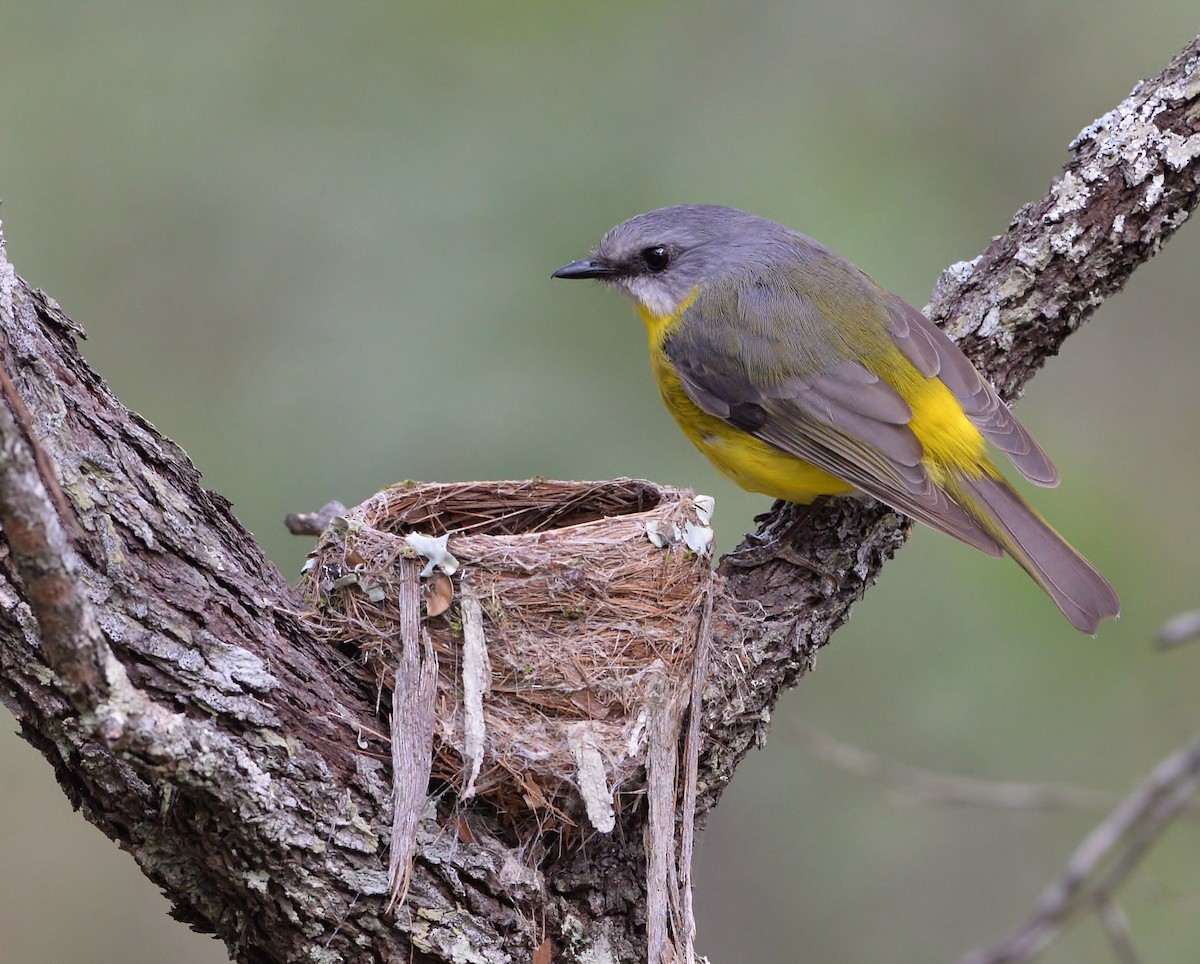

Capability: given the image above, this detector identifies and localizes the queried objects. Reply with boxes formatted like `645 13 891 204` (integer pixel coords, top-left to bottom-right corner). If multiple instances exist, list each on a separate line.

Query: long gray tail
951 473 1120 634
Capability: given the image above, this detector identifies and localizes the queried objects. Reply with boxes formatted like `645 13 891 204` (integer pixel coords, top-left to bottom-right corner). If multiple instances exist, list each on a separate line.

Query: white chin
621 277 680 318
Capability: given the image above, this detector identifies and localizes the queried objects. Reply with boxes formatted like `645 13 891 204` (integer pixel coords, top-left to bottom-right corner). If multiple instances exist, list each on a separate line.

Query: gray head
553 204 803 317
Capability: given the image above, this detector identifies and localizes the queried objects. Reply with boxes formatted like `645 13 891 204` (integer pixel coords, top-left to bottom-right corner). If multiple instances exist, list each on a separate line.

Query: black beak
552 258 616 280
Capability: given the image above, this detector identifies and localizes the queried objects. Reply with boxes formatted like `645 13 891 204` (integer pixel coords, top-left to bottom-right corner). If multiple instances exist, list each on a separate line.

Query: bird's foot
721 501 836 579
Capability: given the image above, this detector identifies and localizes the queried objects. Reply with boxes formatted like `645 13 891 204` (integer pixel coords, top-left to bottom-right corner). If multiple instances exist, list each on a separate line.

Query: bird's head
553 204 789 319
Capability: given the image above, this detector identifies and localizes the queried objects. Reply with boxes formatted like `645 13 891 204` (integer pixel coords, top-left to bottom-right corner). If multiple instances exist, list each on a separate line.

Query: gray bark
0 35 1197 964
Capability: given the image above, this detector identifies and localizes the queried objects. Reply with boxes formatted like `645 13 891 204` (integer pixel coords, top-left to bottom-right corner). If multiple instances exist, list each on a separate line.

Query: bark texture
0 35 1197 964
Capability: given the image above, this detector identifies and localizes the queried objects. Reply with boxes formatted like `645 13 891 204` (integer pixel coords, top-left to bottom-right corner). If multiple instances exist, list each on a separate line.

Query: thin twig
792 721 1120 813
1097 899 1141 964
285 500 348 536
957 732 1200 964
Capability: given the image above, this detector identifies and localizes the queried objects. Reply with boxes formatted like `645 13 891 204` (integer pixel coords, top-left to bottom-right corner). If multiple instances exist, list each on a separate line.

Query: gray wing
666 281 1004 555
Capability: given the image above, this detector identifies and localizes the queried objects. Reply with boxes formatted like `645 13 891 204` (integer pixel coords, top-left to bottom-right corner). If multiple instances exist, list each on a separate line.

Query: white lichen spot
576 931 617 964
1158 72 1200 106
1184 69 1200 99
1143 172 1165 208
1164 131 1200 171
945 259 978 284
0 253 15 319
1014 242 1051 271
446 932 494 963
1048 223 1088 261
976 305 1002 339
560 915 620 963
1111 214 1126 236
1045 171 1089 221
1071 109 1115 149
245 870 271 893
1124 150 1157 187
1077 157 1108 185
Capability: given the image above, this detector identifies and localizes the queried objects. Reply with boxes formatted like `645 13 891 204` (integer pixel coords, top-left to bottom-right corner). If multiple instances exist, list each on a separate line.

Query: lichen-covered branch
0 33 1197 964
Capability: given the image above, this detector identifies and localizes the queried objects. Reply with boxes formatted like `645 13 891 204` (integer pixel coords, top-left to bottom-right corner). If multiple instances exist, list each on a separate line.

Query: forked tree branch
0 35 1197 964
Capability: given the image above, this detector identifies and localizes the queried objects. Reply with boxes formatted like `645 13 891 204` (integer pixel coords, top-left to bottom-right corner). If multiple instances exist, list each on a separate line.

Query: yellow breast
640 302 854 503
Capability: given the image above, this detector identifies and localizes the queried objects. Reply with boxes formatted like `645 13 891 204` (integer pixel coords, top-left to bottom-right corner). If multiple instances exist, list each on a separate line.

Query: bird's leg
721 499 837 578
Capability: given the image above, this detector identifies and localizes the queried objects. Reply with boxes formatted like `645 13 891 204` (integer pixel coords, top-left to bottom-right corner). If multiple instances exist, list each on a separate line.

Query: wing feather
887 300 1059 486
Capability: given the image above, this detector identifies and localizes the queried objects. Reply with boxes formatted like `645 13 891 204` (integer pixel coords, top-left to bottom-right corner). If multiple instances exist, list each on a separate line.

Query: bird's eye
641 246 671 273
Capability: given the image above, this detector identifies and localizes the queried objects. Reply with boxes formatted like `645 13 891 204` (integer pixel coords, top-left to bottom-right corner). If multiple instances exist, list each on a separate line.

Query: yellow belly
650 347 853 503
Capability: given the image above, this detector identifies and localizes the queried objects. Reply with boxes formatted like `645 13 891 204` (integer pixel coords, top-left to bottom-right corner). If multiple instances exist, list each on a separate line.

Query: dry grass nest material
301 478 715 833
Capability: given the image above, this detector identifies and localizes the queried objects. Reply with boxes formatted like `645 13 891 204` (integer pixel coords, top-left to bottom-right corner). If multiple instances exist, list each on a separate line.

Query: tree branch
959 731 1200 964
0 34 1197 963
789 721 1135 814
0 352 110 706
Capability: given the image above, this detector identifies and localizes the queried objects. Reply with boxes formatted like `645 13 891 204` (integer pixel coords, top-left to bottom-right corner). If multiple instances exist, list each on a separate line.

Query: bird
553 204 1119 633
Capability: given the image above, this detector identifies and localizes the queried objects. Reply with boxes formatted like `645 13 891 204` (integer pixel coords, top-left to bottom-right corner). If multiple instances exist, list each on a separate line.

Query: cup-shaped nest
301 478 715 834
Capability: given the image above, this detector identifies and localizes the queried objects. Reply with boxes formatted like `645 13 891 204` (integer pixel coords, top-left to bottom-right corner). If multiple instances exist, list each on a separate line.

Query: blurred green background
2 4 1198 962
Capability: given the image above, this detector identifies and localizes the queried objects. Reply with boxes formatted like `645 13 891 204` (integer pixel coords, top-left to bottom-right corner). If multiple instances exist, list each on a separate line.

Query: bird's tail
947 471 1120 634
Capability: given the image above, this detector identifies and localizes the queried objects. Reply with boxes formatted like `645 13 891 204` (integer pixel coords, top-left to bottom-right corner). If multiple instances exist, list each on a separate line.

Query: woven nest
301 478 715 835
